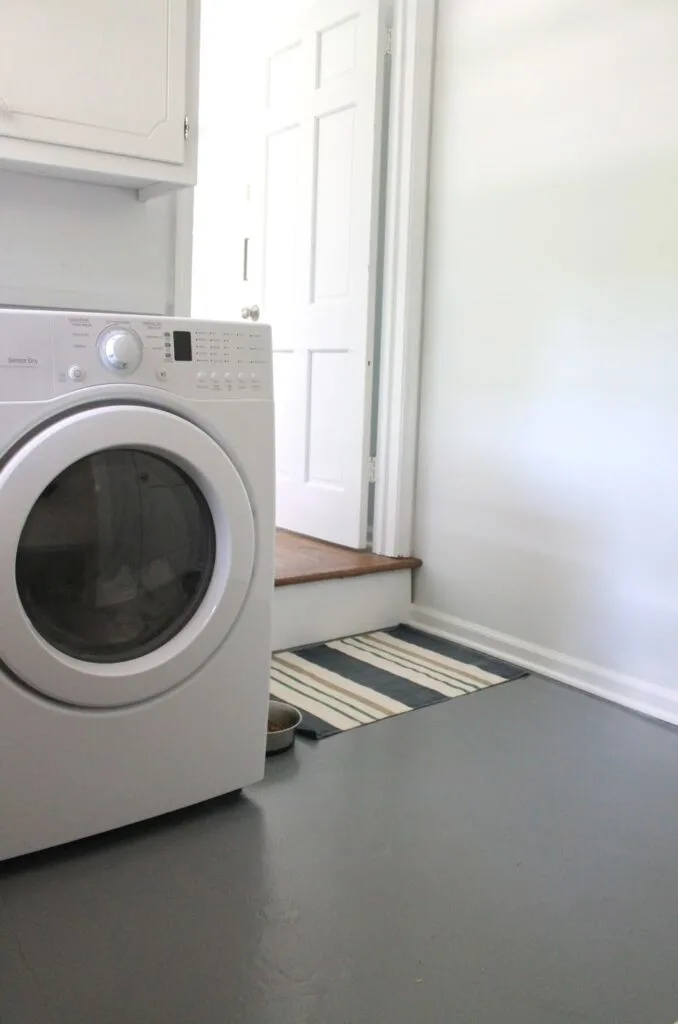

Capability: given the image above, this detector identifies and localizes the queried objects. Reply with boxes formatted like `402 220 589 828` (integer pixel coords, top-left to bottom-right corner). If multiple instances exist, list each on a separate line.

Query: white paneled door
193 0 387 549
263 0 387 548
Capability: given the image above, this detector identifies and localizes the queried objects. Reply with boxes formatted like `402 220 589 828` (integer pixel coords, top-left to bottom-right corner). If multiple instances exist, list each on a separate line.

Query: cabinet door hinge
368 456 377 484
385 27 393 56
184 116 190 140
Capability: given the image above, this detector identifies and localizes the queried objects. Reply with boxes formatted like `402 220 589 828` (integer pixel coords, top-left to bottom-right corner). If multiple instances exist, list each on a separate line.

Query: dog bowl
267 699 302 755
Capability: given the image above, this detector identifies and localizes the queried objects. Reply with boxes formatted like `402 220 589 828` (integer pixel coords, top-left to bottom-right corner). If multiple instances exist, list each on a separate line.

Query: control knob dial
97 326 143 374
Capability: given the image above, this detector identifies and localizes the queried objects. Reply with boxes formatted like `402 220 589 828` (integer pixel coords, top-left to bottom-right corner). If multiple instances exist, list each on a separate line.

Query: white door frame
174 0 435 558
372 0 435 557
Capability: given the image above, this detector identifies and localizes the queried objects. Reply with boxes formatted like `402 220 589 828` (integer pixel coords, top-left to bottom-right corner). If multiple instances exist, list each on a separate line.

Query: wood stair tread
275 529 421 587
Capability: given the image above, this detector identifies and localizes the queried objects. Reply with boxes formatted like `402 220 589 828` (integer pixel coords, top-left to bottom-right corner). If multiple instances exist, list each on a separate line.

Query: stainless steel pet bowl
267 699 302 755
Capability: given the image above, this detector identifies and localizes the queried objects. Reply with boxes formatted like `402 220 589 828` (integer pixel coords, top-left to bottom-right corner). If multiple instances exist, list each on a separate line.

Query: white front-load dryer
0 310 274 860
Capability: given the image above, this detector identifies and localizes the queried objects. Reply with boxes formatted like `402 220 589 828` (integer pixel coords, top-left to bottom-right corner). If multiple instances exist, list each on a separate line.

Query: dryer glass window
15 449 216 663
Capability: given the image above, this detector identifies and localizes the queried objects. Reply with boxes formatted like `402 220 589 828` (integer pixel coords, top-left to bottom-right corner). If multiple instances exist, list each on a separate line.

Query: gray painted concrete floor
2 676 678 1024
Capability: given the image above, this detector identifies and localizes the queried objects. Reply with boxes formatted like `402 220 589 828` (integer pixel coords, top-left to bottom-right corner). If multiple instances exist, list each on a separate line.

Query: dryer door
0 404 257 707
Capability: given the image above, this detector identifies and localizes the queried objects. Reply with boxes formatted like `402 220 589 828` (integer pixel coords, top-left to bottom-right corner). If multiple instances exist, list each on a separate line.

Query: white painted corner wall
412 0 678 726
409 606 678 729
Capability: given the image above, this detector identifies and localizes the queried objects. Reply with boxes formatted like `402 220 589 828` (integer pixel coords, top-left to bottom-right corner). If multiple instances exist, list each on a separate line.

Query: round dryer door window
0 405 256 707
16 449 216 664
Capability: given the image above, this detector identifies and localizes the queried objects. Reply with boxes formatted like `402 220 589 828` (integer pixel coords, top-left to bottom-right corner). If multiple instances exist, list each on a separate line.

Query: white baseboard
409 604 678 728
273 570 412 652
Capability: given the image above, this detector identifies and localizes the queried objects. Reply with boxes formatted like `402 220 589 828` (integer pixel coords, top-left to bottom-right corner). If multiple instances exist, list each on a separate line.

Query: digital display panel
173 330 193 361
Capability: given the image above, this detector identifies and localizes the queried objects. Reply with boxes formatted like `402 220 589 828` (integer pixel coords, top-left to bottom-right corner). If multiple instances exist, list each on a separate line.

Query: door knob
241 304 260 322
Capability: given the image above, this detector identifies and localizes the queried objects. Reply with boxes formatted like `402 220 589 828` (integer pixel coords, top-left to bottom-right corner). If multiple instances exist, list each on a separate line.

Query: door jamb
371 0 435 557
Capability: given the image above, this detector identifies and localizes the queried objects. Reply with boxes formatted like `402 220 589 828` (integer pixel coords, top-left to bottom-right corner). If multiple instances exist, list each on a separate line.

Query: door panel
318 17 359 84
307 350 348 485
313 107 355 300
264 127 303 314
272 350 300 481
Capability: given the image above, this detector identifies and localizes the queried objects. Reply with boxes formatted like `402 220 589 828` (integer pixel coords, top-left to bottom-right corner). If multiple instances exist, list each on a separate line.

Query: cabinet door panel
0 0 187 164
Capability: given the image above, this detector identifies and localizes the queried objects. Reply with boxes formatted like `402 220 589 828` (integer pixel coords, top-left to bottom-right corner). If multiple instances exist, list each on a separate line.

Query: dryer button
197 371 208 383
68 365 85 381
156 368 168 382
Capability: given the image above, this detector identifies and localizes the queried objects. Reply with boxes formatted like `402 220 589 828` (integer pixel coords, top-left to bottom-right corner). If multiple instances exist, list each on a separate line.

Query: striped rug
270 624 527 739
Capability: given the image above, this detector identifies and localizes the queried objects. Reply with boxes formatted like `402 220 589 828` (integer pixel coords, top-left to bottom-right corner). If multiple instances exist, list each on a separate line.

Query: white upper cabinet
0 0 197 196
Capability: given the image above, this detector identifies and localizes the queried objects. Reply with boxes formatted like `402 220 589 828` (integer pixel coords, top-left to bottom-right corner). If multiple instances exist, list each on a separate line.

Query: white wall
192 0 323 320
413 0 678 722
0 169 177 314
191 0 261 320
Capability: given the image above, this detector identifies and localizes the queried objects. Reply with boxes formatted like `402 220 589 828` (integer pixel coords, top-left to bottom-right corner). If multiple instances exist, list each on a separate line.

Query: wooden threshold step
275 529 422 587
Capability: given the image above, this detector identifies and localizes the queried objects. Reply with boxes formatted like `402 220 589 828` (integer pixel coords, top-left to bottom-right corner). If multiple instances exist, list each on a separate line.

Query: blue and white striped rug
270 624 527 739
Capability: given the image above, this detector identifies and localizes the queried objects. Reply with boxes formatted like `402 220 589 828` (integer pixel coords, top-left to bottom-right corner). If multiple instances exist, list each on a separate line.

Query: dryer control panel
0 311 273 401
